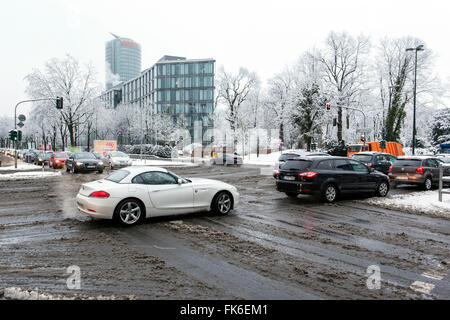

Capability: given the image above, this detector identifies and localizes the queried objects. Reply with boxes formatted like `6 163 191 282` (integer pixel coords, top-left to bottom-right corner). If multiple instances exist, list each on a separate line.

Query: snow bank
2 287 136 300
0 163 40 171
0 171 61 180
359 190 450 219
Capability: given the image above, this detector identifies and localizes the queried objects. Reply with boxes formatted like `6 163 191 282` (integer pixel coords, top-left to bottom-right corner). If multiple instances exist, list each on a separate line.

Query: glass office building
101 55 215 145
105 34 142 90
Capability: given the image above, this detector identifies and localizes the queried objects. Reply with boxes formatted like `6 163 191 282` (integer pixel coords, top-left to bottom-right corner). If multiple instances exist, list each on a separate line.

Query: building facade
105 33 142 90
101 55 215 145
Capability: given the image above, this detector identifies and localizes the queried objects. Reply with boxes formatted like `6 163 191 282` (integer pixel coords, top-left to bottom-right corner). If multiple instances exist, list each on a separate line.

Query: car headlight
39 158 42 161
98 161 103 166
76 162 83 166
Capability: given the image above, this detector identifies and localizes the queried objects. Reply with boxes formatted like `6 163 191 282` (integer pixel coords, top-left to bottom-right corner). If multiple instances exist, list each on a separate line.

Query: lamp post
406 44 424 155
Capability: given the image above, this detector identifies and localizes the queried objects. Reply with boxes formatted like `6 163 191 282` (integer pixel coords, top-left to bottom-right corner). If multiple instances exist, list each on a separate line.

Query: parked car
210 153 243 166
275 156 390 202
65 152 105 174
76 166 239 226
436 154 450 163
25 150 38 163
350 152 396 175
389 156 450 190
273 152 330 178
49 152 69 169
104 151 132 169
34 151 53 166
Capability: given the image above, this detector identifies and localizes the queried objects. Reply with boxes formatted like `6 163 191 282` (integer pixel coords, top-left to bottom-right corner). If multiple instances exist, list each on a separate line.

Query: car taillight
389 166 392 172
416 167 424 174
366 162 374 167
89 191 110 198
276 170 280 176
298 171 318 178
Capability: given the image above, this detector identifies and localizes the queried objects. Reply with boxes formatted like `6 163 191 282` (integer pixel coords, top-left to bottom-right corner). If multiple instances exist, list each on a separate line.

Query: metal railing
438 163 450 202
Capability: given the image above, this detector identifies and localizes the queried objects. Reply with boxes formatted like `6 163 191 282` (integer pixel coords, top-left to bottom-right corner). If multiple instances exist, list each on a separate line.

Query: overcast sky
1 0 449 118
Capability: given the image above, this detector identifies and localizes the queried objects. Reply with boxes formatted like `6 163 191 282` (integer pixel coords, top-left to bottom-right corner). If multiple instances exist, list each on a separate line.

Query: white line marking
153 245 176 250
422 270 446 281
410 281 435 294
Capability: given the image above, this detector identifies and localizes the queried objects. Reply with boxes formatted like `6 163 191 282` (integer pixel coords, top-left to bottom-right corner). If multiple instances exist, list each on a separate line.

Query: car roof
396 156 434 160
354 152 392 155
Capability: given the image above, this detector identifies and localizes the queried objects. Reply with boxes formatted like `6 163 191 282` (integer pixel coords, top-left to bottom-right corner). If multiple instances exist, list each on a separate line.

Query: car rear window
279 153 301 161
105 170 130 183
393 159 422 166
351 154 373 162
280 159 312 170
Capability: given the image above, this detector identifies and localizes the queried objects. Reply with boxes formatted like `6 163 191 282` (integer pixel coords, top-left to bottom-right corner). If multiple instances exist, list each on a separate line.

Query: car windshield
105 170 131 183
74 152 96 159
351 154 373 162
393 159 422 166
54 152 67 158
280 159 312 170
348 146 361 153
111 152 128 157
279 153 301 161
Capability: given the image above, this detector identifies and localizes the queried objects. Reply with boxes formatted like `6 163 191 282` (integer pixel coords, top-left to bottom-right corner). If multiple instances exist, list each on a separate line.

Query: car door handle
152 189 161 193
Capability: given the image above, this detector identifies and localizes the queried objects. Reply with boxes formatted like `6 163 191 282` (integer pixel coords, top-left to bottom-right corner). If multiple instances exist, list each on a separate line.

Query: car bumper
276 180 318 194
76 193 119 219
75 165 105 172
389 174 425 185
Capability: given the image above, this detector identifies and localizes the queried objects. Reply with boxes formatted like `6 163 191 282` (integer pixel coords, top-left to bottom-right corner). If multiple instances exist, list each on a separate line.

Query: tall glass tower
105 33 141 90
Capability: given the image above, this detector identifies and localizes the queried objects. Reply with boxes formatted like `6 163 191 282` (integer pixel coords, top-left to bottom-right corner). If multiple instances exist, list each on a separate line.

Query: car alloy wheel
118 201 141 225
215 192 232 215
324 184 337 203
424 178 432 190
377 182 389 197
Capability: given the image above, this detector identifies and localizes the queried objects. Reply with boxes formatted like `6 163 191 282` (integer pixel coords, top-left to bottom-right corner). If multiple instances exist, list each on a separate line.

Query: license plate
283 176 295 181
87 166 95 169
397 176 408 180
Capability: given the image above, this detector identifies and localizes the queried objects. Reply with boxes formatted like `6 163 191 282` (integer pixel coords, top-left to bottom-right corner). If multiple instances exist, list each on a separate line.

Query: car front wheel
212 191 233 215
322 184 338 203
376 181 389 197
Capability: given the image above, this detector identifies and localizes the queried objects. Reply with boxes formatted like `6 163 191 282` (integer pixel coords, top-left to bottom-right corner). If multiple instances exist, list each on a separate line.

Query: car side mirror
177 178 183 185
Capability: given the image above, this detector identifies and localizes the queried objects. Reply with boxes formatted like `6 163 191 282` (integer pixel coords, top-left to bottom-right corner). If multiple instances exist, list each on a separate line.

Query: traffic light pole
327 104 367 146
13 98 59 169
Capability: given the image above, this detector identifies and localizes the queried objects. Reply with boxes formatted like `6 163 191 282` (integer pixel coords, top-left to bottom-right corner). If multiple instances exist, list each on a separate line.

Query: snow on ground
131 159 198 167
359 190 450 219
244 149 309 166
2 287 136 300
0 171 61 180
0 163 41 171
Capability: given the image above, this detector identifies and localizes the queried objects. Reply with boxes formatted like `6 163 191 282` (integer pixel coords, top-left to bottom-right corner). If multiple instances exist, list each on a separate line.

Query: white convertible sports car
76 166 239 226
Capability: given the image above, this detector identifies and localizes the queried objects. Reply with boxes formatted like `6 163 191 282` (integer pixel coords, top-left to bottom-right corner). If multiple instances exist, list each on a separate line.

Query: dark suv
275 157 390 202
350 152 396 175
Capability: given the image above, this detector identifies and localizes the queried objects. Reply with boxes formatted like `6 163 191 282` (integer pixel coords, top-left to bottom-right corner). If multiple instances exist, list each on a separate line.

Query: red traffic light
326 103 331 110
360 135 365 142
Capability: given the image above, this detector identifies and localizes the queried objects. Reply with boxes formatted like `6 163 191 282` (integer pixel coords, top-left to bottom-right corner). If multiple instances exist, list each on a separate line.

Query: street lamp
406 44 424 155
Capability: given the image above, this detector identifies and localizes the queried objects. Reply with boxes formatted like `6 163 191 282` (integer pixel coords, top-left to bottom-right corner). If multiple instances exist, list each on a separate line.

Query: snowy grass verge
0 163 41 171
356 190 450 219
0 171 61 180
131 159 198 167
1 287 137 300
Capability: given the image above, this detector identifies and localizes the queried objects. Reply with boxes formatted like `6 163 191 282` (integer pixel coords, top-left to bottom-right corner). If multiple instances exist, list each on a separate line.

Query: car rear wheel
285 192 298 198
114 199 144 226
376 181 389 197
322 184 338 203
212 191 233 215
97 170 103 174
423 177 432 191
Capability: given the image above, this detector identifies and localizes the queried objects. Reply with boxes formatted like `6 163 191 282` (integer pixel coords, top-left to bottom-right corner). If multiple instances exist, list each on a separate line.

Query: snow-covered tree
430 107 450 146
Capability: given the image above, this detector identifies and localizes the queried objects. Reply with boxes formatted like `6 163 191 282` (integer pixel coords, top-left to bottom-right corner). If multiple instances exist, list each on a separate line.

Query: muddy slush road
0 154 449 299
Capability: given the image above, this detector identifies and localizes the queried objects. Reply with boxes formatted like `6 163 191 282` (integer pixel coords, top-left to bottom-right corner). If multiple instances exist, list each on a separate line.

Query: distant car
350 152 396 175
25 150 38 163
273 152 330 178
210 153 243 166
275 156 390 202
105 151 132 169
76 166 239 226
49 152 68 169
436 154 450 163
65 152 105 174
34 151 53 166
389 156 450 190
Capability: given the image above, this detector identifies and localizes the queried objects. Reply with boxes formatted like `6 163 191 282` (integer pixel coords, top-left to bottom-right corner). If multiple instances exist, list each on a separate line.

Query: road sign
17 122 24 128
18 114 26 122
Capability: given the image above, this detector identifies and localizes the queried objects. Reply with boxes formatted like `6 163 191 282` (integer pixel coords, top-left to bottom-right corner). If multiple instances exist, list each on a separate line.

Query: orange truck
347 141 405 158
